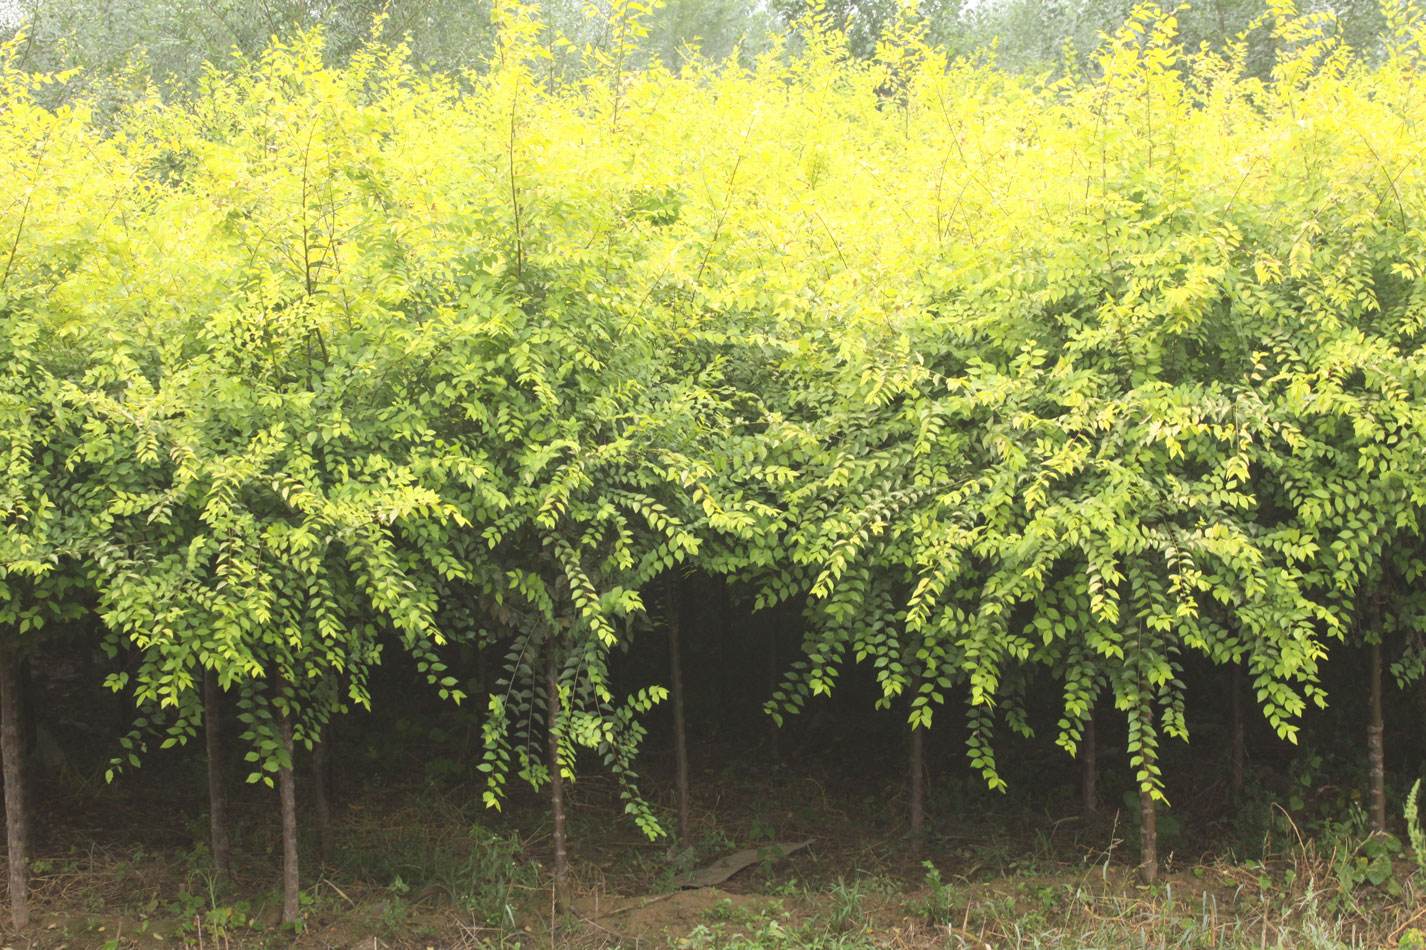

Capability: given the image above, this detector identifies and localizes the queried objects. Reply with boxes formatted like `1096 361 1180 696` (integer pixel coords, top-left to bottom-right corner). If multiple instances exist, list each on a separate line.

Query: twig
319 876 356 907
594 889 679 918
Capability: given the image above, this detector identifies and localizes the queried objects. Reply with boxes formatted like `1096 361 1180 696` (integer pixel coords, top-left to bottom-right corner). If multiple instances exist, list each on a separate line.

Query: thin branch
0 127 53 293
0 187 33 294
694 128 750 285
509 96 524 282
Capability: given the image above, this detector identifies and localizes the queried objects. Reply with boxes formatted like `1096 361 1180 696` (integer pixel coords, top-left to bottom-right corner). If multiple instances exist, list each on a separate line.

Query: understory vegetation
5 0 1426 945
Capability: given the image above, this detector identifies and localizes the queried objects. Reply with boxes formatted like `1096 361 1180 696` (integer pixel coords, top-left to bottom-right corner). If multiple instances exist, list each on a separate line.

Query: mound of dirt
576 887 776 943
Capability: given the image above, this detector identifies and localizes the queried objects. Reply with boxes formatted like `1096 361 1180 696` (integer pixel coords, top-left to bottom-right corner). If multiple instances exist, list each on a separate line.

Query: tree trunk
18 658 35 798
1 645 29 930
18 659 39 846
718 584 734 741
909 723 925 856
546 646 569 906
203 670 232 882
667 579 690 843
277 705 300 926
767 624 780 763
1080 711 1097 817
1230 663 1246 802
1137 697 1158 885
1368 640 1387 834
1138 784 1158 884
311 737 332 867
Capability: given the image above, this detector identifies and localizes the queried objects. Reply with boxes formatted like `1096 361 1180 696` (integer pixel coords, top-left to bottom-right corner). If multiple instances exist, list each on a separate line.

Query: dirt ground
1 737 1423 948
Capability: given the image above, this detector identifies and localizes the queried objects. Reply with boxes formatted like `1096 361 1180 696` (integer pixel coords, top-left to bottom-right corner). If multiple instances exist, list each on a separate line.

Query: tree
0 39 148 926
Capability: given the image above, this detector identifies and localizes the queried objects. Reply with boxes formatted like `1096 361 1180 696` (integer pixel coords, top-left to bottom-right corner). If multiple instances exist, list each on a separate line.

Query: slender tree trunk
1138 784 1158 884
546 646 568 907
18 659 40 848
1230 663 1246 802
276 704 300 926
767 624 780 763
203 670 232 882
1137 697 1158 885
311 738 332 867
18 658 35 799
667 579 690 843
1368 640 1387 834
909 723 925 856
718 584 733 741
1 645 29 930
1080 711 1097 817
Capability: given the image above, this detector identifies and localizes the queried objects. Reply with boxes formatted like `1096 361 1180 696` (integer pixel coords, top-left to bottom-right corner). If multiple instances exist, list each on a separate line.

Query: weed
1407 779 1426 871
1332 831 1405 899
380 895 410 933
907 860 957 926
820 878 868 934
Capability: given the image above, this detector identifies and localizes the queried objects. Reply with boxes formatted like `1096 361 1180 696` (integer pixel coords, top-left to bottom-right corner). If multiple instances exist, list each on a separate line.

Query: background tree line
0 0 1400 99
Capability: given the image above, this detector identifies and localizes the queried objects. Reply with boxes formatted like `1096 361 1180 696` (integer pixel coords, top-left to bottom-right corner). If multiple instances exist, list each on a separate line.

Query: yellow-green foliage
5 0 1426 831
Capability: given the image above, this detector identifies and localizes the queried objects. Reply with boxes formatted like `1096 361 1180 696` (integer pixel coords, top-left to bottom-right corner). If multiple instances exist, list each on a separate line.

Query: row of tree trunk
902 655 1395 885
202 671 313 927
714 619 1403 887
548 582 694 909
0 631 1408 929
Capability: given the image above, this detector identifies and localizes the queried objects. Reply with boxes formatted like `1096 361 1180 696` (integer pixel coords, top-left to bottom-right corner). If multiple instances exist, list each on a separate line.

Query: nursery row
5 0 1426 929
